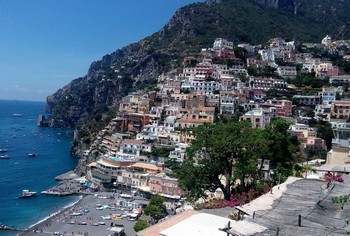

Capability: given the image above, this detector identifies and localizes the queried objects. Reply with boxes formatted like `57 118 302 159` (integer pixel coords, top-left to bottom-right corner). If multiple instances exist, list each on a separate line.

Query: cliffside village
81 36 350 201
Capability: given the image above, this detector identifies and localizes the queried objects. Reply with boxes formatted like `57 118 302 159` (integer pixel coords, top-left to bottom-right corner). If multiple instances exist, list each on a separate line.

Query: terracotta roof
199 106 215 111
137 210 199 236
87 162 98 167
177 118 206 123
123 139 144 144
220 90 234 94
334 100 350 104
131 162 162 171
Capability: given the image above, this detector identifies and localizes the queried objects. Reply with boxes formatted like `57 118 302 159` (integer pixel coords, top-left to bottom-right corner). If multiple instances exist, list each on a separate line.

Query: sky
0 0 203 102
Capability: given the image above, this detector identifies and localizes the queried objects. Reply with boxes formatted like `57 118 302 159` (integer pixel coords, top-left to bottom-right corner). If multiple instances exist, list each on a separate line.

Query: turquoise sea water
0 100 79 236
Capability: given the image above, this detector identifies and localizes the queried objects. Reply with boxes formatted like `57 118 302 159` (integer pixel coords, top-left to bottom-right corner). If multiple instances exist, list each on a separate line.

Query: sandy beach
16 180 146 236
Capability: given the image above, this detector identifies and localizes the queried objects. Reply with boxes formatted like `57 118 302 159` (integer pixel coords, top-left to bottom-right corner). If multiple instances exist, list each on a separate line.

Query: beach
16 180 146 236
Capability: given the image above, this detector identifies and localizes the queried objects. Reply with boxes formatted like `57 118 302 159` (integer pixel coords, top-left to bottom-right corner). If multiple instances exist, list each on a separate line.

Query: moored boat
18 189 37 198
28 153 37 157
0 155 9 159
0 148 8 152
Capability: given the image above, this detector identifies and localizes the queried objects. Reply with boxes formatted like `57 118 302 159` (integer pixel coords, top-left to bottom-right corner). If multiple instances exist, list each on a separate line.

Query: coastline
16 179 136 236
27 195 83 231
18 195 85 236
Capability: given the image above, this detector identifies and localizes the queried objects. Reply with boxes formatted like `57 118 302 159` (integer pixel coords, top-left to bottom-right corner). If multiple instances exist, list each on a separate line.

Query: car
78 221 87 225
98 221 106 225
100 215 111 220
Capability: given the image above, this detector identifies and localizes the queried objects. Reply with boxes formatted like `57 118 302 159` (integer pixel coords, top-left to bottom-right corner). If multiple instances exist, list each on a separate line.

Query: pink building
331 101 350 119
266 99 293 117
149 173 187 197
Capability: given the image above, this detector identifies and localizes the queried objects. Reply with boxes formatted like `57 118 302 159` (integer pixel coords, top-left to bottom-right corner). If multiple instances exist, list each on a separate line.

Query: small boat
18 190 37 198
0 149 8 152
0 155 9 159
12 113 23 117
28 153 37 157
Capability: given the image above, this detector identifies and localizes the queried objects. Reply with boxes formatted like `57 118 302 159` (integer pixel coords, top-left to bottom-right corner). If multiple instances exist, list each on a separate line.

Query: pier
54 170 79 181
41 178 96 196
0 224 28 233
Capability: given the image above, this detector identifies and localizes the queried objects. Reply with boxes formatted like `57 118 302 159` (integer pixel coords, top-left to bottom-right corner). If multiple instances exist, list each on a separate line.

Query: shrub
134 219 149 232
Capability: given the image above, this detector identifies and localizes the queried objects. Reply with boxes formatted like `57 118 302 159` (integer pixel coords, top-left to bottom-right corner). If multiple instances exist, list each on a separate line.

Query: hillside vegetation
46 0 350 129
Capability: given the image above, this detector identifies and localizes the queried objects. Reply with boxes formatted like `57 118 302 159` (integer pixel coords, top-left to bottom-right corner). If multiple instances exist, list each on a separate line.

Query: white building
277 66 297 79
213 38 233 50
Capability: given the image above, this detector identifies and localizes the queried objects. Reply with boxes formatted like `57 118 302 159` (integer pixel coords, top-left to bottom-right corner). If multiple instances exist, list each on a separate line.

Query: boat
0 155 9 159
18 190 37 198
0 148 8 152
28 153 37 157
12 113 23 117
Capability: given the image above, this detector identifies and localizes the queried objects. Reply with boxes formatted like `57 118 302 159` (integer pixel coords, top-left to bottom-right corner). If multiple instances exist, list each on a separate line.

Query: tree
176 121 264 200
176 119 300 201
133 219 149 232
144 194 166 221
233 46 246 59
263 118 301 179
314 121 333 150
144 204 163 219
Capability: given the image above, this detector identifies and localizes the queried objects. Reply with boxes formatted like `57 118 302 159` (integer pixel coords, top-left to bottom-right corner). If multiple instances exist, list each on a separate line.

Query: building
277 66 297 79
89 157 136 184
240 108 274 128
249 77 288 91
331 100 350 119
315 63 339 78
329 75 350 85
321 35 332 47
266 99 293 117
318 87 338 105
246 58 268 68
292 95 321 106
288 123 326 150
176 118 207 129
149 172 187 197
118 162 163 188
118 139 152 157
137 210 250 236
213 38 233 50
219 90 236 115
123 113 151 132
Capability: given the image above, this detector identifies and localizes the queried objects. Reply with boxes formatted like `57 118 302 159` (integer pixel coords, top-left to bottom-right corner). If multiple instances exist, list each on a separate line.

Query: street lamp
113 182 117 193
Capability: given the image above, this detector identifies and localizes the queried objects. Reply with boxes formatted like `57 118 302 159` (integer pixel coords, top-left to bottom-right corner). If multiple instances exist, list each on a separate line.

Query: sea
0 100 80 236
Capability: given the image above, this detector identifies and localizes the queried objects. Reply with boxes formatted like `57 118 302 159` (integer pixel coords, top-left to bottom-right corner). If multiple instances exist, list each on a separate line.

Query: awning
318 164 350 172
109 226 124 233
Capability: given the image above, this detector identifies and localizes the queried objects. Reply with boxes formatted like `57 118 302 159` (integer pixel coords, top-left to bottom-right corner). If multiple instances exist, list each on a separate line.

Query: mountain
45 0 350 128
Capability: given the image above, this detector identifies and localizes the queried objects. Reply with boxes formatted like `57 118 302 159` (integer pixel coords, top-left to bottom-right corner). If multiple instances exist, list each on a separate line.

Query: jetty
41 176 94 196
0 223 28 233
54 170 79 181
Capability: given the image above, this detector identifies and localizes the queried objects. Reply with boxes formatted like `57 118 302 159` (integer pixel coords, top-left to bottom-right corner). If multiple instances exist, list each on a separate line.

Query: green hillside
46 0 350 129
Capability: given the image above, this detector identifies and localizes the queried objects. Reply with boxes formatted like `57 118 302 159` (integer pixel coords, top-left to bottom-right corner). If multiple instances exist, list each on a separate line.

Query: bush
133 219 149 232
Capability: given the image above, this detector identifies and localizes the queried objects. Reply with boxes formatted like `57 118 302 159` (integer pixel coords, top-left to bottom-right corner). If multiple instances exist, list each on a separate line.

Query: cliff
46 0 350 129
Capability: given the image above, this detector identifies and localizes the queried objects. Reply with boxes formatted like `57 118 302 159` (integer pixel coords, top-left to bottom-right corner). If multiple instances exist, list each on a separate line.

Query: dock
0 224 28 233
41 178 95 196
41 190 75 196
54 170 79 181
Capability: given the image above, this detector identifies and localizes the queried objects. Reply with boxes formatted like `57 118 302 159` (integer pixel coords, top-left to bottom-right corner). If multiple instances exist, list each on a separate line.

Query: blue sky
0 0 203 101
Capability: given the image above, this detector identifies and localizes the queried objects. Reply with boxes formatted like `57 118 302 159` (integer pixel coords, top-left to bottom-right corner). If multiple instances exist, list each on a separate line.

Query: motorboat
0 149 8 152
18 189 37 198
28 153 37 157
12 113 23 117
0 155 9 159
